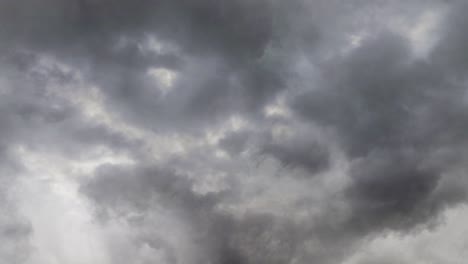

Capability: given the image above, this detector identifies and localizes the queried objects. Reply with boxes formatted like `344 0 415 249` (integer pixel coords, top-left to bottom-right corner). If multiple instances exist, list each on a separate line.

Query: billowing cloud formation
1 0 468 263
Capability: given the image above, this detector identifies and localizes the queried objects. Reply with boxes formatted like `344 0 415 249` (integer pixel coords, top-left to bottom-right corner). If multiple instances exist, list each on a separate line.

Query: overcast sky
1 0 468 263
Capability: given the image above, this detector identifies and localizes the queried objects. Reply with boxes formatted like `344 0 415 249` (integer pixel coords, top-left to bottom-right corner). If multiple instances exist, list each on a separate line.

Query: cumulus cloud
1 0 468 263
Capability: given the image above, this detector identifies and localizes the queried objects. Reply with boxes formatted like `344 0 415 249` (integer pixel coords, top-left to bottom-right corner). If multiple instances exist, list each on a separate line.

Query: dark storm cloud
82 159 367 264
345 151 442 232
1 51 139 155
293 27 468 234
0 0 305 134
218 130 251 156
81 164 222 217
2 0 468 263
0 0 272 55
79 1 468 263
261 131 330 175
81 163 299 264
431 1 468 76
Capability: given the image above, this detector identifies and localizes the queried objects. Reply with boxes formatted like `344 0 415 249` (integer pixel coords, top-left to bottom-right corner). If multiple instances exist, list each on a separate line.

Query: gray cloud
1 0 468 263
0 153 32 264
0 198 32 264
293 27 468 236
261 130 330 176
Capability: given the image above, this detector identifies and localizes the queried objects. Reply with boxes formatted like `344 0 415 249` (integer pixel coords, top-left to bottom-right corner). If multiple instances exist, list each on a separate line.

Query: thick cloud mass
1 0 468 263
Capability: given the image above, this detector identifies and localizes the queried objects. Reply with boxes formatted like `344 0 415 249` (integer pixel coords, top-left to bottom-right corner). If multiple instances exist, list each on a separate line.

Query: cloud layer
1 0 468 263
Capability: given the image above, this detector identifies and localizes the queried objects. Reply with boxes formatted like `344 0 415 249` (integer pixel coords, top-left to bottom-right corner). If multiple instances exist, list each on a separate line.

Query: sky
1 0 468 263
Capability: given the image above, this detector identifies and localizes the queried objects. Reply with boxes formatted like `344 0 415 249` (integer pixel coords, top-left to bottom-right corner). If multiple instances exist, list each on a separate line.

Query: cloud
1 0 468 263
292 28 468 234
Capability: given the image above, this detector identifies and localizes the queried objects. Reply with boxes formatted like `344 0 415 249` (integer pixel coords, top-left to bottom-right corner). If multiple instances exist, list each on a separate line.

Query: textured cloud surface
1 0 468 263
